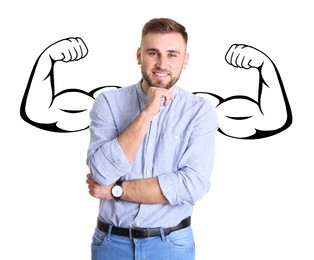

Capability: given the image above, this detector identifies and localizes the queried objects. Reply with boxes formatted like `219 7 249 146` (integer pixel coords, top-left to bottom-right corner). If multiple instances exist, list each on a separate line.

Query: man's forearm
87 174 168 204
117 110 154 163
117 87 174 164
121 177 169 204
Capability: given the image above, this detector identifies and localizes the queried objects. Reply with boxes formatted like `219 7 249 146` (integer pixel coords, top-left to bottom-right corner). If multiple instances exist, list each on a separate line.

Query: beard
141 69 180 90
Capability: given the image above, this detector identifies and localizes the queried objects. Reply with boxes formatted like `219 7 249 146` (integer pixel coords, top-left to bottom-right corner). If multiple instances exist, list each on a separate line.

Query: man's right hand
86 174 114 200
144 87 174 117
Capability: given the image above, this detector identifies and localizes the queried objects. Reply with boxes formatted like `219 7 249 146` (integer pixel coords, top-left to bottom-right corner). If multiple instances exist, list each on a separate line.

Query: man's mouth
153 72 169 78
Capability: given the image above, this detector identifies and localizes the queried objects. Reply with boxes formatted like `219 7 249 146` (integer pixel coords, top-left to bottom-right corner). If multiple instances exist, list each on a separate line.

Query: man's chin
153 81 172 90
144 77 175 90
154 84 168 89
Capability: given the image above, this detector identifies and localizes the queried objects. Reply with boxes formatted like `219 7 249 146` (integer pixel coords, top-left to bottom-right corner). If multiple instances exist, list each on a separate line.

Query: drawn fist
44 37 88 62
225 44 269 69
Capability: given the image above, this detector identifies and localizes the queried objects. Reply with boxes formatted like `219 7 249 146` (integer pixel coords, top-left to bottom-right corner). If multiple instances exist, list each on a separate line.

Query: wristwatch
111 180 124 201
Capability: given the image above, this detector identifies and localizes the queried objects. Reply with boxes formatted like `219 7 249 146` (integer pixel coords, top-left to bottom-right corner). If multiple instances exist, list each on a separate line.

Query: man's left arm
86 174 168 204
158 104 218 206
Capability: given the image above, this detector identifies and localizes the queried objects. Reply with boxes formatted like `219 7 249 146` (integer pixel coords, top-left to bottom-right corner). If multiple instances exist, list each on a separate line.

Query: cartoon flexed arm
21 39 292 138
20 37 118 132
196 44 292 139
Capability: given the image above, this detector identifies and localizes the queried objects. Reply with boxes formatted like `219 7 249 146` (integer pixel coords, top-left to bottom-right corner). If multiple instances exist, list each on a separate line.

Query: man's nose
156 55 169 69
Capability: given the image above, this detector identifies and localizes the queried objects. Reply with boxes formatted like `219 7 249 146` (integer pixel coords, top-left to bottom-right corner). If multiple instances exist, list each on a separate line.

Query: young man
86 18 218 260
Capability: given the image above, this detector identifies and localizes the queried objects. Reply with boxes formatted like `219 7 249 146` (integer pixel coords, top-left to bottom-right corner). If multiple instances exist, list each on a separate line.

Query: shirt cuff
89 138 131 185
158 173 178 206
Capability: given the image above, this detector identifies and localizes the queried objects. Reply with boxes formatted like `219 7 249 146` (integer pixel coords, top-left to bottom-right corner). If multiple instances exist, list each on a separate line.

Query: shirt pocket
154 132 190 174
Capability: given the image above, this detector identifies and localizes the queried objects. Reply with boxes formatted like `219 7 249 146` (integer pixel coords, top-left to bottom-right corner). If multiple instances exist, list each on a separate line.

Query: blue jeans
91 226 195 260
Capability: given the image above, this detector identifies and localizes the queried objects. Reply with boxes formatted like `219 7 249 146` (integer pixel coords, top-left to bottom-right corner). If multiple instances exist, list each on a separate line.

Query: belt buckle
129 227 150 239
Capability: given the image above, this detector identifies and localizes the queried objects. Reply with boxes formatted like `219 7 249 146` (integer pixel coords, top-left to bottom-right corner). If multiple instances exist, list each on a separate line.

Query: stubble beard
141 70 179 90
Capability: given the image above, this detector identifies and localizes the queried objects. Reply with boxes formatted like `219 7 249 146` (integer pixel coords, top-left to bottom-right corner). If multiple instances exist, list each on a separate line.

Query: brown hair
141 18 188 45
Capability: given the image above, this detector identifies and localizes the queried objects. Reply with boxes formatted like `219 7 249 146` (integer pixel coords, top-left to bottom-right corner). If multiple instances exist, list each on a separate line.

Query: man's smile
153 71 170 78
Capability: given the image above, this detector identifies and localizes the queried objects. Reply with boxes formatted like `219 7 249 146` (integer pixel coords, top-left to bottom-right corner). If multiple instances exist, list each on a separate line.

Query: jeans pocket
166 226 195 249
91 228 107 248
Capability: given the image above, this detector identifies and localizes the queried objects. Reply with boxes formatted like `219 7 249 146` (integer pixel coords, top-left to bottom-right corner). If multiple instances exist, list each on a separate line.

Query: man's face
137 32 189 93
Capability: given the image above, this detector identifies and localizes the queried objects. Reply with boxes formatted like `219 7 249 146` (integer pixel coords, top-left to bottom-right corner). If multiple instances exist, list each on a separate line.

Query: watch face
112 185 123 197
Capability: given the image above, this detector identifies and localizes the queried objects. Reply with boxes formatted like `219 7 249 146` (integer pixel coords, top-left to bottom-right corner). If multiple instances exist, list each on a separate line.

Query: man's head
137 18 189 93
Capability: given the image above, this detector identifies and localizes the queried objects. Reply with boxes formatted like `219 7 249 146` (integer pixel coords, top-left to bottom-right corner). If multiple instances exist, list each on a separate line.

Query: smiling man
138 31 188 91
86 18 218 260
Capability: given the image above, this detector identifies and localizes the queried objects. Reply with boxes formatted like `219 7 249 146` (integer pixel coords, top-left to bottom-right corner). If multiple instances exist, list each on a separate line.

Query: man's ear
136 47 142 65
183 52 189 69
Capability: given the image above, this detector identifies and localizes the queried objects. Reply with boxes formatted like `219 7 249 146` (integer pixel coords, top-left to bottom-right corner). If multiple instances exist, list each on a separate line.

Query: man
86 18 218 259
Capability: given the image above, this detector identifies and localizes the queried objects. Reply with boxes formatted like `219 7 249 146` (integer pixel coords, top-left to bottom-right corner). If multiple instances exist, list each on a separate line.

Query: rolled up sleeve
87 94 131 185
158 103 218 206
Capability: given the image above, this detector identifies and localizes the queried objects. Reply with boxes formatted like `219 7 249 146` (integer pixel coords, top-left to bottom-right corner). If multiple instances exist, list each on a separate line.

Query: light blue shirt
87 81 218 228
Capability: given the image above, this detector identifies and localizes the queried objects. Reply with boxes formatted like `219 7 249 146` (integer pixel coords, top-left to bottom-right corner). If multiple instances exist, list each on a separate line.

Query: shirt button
114 159 121 165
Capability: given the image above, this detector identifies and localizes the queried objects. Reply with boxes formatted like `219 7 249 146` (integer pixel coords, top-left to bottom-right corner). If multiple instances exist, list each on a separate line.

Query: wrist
140 109 156 121
111 180 124 201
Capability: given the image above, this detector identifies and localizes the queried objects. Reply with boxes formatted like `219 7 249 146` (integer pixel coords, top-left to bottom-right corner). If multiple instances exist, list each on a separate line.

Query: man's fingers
86 173 94 185
163 95 174 107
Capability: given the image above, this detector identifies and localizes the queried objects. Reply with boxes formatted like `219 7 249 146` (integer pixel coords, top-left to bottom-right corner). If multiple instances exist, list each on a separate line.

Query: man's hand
45 37 88 62
144 87 174 117
225 44 269 69
86 174 114 200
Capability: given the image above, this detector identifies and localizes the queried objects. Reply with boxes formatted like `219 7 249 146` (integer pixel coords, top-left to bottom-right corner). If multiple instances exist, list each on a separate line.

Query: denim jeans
91 226 195 260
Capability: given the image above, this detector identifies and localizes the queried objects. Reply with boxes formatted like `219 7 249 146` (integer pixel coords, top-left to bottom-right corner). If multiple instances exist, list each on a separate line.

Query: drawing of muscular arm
20 37 119 132
21 39 292 138
195 44 292 139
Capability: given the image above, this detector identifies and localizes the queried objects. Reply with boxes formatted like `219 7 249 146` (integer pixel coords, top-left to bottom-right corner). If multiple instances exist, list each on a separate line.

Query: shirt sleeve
158 102 219 206
86 93 132 185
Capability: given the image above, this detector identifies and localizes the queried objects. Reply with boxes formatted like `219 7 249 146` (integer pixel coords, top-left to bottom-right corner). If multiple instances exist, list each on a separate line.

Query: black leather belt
97 217 191 239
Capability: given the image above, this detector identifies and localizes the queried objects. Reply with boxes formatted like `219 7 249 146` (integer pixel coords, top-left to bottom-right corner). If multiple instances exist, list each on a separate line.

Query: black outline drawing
20 37 292 139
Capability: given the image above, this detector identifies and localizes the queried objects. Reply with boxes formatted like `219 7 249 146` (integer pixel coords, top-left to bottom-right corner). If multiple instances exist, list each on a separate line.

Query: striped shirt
87 81 218 228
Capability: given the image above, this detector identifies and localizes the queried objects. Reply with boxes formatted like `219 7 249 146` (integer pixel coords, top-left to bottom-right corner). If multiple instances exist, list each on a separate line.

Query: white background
1 0 313 259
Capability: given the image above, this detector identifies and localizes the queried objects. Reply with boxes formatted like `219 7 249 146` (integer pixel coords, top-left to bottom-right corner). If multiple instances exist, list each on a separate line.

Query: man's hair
141 18 188 45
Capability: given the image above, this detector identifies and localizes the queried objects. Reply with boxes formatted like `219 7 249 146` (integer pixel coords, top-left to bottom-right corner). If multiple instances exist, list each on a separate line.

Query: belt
97 217 191 239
